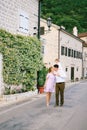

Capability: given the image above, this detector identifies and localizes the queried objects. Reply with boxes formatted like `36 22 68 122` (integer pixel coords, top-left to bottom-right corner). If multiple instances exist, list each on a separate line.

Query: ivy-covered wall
0 29 43 92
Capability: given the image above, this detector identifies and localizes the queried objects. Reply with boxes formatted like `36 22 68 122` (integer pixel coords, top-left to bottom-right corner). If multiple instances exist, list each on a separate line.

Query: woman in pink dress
44 67 56 106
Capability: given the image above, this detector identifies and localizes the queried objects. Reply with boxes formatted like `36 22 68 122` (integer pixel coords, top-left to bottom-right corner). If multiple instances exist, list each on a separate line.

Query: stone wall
0 0 39 95
0 54 4 96
0 0 38 36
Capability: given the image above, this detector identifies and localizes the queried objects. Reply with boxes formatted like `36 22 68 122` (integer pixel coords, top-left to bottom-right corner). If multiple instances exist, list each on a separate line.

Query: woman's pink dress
44 73 56 92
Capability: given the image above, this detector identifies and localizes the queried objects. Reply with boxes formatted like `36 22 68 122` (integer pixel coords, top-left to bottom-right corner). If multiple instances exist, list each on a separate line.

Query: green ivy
0 29 43 91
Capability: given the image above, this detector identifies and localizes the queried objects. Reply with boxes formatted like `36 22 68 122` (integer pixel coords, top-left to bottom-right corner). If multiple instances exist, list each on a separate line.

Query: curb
0 90 38 108
2 90 38 101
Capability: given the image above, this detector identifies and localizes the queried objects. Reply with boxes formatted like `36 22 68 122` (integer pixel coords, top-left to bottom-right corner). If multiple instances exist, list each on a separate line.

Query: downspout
82 42 84 78
58 27 61 59
38 0 41 39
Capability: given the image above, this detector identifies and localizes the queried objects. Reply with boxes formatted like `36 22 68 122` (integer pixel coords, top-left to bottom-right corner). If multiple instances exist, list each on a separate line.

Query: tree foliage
41 0 87 33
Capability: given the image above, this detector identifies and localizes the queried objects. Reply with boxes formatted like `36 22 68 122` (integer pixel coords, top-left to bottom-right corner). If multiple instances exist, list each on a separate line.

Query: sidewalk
0 81 81 108
0 90 39 108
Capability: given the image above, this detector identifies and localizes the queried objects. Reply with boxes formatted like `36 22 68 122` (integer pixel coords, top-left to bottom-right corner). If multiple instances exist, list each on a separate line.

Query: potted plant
37 66 48 94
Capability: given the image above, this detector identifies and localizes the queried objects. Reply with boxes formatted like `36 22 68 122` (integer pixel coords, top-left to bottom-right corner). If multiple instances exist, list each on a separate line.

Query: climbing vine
0 29 43 93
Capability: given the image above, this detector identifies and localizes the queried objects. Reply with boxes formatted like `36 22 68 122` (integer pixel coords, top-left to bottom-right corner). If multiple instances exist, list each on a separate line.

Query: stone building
0 0 39 36
40 19 83 81
0 0 40 95
79 33 87 78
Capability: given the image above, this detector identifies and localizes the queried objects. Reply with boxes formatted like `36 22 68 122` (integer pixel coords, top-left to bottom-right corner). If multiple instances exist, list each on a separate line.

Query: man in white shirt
54 58 63 70
54 64 66 106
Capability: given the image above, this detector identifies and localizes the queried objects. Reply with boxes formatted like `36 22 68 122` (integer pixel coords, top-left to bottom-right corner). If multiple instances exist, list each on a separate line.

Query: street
0 80 87 130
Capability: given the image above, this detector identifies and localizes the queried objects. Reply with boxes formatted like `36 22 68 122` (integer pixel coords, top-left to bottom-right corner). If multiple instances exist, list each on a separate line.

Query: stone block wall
0 0 38 35
0 0 39 95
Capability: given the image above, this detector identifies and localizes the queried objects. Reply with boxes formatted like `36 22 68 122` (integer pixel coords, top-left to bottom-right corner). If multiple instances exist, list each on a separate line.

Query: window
75 51 77 58
73 50 82 59
78 52 80 58
77 51 79 58
74 50 76 58
77 67 78 71
66 68 68 72
71 49 73 57
65 47 67 56
68 48 71 57
61 46 65 55
76 51 78 58
19 10 29 33
61 46 82 59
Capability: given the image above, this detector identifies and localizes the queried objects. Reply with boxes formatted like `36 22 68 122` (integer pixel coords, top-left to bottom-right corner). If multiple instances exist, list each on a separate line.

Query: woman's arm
44 74 49 88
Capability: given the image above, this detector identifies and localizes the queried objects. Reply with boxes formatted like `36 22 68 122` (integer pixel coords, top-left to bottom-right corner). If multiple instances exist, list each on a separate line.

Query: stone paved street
0 80 87 130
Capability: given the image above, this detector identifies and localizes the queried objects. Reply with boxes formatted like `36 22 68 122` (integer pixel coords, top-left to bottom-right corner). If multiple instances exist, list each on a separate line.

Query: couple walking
44 59 66 107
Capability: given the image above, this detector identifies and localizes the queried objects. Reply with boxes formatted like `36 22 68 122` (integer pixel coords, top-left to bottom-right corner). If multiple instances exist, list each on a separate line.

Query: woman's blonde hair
48 67 53 73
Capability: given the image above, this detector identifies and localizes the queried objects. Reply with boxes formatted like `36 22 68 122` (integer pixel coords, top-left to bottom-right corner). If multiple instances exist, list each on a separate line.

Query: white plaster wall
60 31 82 81
80 36 87 77
83 47 87 77
40 20 59 67
41 19 83 81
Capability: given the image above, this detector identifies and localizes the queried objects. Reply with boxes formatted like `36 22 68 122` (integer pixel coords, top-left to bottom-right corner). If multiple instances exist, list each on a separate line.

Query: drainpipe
38 0 41 39
82 42 84 79
58 27 61 59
